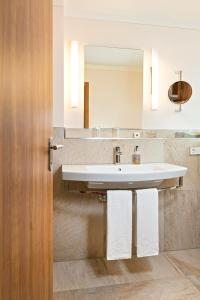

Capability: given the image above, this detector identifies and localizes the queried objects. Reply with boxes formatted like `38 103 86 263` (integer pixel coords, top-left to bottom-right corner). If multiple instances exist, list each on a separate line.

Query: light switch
190 147 200 155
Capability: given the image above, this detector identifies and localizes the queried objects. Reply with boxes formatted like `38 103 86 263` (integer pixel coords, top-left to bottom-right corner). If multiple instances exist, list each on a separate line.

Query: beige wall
85 66 143 128
53 5 64 127
63 17 200 129
53 2 200 129
53 127 200 262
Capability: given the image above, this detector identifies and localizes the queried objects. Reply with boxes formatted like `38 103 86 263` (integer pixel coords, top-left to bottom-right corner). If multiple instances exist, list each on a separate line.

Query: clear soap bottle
133 146 141 164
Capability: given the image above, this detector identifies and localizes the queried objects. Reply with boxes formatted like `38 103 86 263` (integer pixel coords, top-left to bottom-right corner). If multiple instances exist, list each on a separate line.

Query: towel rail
64 177 183 203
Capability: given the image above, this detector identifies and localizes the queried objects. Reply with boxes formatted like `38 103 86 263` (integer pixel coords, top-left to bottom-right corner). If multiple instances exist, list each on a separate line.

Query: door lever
50 144 64 150
48 138 64 171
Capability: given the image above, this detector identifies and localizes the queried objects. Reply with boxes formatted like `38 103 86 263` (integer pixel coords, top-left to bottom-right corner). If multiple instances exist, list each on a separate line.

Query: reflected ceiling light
70 40 79 108
151 49 159 110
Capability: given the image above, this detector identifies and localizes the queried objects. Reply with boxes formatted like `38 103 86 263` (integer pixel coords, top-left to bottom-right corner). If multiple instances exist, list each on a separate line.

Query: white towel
135 189 159 257
107 190 132 260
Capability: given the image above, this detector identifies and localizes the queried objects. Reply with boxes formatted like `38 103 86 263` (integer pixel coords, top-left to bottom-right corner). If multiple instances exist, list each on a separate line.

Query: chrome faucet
114 146 123 164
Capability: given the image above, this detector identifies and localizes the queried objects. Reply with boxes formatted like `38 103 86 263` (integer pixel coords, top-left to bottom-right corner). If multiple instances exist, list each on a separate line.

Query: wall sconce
151 49 159 110
64 40 84 127
70 40 80 108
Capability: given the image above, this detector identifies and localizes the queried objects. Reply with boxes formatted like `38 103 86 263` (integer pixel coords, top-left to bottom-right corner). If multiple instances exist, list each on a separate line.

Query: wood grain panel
0 1 53 299
84 82 89 128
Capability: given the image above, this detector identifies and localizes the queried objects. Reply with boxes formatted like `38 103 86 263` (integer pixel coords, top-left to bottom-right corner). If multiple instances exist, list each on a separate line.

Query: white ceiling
64 0 200 30
85 46 143 69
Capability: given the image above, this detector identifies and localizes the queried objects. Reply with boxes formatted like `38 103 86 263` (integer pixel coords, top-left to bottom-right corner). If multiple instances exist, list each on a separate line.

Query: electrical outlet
190 147 200 155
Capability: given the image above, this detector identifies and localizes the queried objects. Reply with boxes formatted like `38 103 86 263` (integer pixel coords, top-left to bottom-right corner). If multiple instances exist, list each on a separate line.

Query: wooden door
0 1 53 299
84 82 89 128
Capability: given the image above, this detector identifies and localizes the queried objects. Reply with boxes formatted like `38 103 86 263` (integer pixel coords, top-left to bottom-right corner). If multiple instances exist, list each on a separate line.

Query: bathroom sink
62 163 187 183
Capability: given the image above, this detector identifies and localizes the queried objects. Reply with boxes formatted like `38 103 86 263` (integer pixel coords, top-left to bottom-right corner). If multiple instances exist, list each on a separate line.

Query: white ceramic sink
62 163 187 183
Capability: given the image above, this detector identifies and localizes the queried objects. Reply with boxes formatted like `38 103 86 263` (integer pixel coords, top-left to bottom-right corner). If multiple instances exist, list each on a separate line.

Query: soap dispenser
133 146 141 164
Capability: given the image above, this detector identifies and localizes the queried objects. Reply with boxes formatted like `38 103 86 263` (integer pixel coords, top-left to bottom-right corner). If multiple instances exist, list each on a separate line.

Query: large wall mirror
84 46 143 128
63 42 196 138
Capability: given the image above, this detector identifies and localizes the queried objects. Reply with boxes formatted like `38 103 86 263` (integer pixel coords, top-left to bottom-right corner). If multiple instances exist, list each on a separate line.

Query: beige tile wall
53 127 200 262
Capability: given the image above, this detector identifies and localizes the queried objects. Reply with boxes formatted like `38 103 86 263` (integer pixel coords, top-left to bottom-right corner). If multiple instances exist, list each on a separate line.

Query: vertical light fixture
151 49 159 110
70 40 79 108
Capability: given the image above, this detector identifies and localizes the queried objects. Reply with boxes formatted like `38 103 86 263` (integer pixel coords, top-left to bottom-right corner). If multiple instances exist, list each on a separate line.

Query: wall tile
53 127 200 261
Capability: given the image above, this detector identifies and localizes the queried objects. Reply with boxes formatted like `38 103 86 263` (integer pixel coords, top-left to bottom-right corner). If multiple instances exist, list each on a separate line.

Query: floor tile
54 254 180 292
166 249 200 291
54 277 200 300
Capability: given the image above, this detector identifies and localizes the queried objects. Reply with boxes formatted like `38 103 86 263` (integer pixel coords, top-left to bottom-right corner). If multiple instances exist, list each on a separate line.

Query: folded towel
135 189 159 257
107 190 132 260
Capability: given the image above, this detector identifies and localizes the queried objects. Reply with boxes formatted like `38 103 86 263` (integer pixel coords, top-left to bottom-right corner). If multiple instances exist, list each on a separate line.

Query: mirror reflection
168 81 192 104
84 46 143 128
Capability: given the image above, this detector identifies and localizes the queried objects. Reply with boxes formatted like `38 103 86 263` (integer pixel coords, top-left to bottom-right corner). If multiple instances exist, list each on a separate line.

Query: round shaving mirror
168 81 192 104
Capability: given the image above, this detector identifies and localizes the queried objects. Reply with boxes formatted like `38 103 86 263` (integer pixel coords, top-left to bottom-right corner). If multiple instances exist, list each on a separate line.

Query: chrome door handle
48 138 64 171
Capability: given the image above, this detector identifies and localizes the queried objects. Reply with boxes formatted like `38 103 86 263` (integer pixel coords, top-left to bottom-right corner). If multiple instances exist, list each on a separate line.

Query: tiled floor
54 249 200 300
